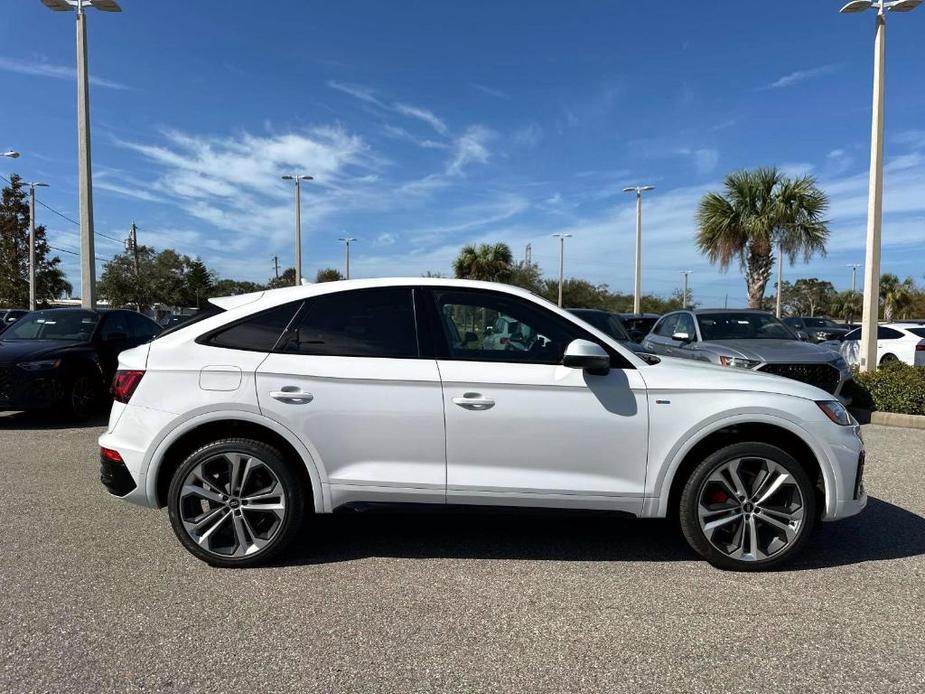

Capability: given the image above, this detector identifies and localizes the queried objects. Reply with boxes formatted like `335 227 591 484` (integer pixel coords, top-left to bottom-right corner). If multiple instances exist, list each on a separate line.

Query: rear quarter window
200 302 302 352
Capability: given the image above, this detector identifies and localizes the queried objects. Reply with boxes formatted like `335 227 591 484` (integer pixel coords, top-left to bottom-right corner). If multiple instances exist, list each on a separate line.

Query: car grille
758 363 840 394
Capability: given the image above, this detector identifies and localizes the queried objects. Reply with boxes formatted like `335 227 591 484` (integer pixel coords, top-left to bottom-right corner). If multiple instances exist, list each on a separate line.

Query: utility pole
524 243 532 265
552 233 571 307
27 182 49 311
273 256 280 280
848 263 861 293
680 270 692 309
129 221 139 274
338 237 356 279
623 185 655 314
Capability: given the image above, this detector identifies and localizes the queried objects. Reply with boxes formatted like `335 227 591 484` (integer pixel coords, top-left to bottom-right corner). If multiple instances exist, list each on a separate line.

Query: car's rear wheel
167 438 306 567
679 442 816 571
63 374 98 420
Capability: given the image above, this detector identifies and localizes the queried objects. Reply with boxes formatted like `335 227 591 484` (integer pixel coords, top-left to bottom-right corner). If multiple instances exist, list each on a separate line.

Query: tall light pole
2 150 20 158
27 182 50 311
848 263 862 294
623 185 655 314
281 174 313 285
552 233 572 307
841 0 921 370
680 270 692 309
338 237 356 279
41 0 122 308
775 242 784 318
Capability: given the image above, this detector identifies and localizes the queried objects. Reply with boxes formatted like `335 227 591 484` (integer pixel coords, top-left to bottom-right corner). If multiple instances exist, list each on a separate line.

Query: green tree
210 278 265 297
99 246 216 310
316 267 344 282
697 167 829 308
185 259 214 308
830 290 861 324
880 273 914 321
452 242 514 283
507 260 544 294
0 174 71 306
780 277 836 317
267 268 296 289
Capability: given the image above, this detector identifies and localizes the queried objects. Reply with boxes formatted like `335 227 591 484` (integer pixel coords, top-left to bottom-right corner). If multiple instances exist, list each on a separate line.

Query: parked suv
99 279 866 571
642 309 853 401
783 316 850 343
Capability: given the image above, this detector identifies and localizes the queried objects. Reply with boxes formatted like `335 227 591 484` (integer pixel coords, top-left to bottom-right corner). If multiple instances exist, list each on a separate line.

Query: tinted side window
128 312 161 342
101 312 130 339
675 313 696 338
204 302 302 352
279 288 418 358
654 314 679 337
844 328 861 341
879 327 903 340
430 289 592 365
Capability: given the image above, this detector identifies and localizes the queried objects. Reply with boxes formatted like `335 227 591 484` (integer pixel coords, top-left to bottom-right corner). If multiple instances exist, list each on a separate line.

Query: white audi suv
99 278 867 570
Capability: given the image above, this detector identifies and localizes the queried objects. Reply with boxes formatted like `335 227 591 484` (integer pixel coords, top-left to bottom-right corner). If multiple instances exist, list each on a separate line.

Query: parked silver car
642 309 853 400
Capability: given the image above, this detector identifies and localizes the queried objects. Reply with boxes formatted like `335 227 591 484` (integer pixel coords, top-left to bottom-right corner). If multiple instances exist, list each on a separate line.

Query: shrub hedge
851 361 925 416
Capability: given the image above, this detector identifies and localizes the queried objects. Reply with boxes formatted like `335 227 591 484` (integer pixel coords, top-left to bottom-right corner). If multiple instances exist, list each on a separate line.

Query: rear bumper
100 455 138 496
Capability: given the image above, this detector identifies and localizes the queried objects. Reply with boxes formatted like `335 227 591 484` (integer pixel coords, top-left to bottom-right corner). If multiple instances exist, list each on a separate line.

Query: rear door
255 287 446 506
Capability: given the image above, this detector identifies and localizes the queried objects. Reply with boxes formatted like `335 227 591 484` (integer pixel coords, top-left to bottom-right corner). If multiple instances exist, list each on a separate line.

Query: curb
868 411 925 430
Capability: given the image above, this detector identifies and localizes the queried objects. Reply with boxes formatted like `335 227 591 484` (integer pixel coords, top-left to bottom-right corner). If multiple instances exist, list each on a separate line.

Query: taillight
100 447 124 463
111 370 145 403
916 344 925 352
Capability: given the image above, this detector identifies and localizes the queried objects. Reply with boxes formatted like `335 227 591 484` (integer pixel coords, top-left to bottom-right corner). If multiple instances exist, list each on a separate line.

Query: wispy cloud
765 64 838 90
0 55 130 90
328 80 449 136
471 83 511 100
512 123 544 149
447 126 494 176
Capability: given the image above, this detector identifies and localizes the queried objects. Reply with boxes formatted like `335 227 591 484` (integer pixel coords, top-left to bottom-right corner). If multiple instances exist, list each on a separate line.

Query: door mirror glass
671 331 691 343
562 339 610 374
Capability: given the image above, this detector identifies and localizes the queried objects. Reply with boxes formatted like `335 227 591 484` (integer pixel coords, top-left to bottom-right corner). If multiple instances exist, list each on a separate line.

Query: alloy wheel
178 452 287 558
697 457 805 562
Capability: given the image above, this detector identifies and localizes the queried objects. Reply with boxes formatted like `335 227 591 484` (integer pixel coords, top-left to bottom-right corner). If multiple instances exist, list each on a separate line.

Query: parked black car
617 313 660 343
0 308 161 418
567 308 647 354
0 309 28 333
782 316 850 343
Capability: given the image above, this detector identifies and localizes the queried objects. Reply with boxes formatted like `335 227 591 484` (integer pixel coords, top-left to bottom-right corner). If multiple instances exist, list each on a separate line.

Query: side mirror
671 331 692 343
563 339 610 375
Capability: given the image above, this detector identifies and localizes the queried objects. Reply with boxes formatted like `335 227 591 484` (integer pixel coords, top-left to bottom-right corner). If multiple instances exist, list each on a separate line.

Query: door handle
452 393 495 410
269 388 313 403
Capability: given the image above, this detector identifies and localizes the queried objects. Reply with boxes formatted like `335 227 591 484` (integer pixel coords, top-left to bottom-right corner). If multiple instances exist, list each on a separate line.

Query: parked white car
99 279 867 571
827 322 925 367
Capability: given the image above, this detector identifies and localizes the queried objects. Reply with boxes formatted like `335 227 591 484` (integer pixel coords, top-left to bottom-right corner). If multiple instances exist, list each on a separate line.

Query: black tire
679 442 816 571
167 438 306 568
62 374 99 421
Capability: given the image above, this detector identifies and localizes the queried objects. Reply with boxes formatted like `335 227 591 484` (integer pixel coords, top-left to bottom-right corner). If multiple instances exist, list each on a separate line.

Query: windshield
803 318 838 328
697 312 797 341
570 311 631 341
1 310 99 341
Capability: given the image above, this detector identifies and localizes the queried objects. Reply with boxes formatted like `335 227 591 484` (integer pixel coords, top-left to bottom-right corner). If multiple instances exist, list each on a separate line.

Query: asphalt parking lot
1 415 924 693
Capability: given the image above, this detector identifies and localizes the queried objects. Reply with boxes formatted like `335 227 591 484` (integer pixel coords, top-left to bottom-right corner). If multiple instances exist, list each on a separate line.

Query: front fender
642 409 836 519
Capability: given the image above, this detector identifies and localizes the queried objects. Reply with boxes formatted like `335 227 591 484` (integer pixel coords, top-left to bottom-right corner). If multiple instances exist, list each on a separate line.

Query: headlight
817 400 852 426
17 359 62 371
719 356 761 369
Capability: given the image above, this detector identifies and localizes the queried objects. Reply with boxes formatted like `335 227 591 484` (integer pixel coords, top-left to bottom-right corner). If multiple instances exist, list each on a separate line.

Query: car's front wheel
679 442 816 571
167 438 306 567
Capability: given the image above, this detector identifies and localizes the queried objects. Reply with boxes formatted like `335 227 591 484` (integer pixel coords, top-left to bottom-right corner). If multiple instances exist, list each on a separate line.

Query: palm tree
880 273 914 321
452 242 514 283
697 167 829 308
830 290 862 325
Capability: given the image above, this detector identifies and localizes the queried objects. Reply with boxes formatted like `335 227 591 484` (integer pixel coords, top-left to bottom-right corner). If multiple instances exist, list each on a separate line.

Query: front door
256 287 446 507
424 287 649 514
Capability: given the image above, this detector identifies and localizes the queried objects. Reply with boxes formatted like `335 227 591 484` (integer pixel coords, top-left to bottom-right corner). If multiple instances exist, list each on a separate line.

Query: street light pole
848 264 862 293
41 0 123 308
27 182 50 311
281 174 313 285
552 233 572 307
775 243 784 318
338 237 356 279
840 0 921 370
623 185 655 314
680 270 692 309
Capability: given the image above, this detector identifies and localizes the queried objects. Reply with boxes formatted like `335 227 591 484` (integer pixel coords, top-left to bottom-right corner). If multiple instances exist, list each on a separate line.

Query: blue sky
2 0 924 306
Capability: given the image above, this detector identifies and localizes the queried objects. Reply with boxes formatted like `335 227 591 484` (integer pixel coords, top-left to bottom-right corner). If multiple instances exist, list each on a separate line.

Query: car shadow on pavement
280 496 925 569
0 410 109 430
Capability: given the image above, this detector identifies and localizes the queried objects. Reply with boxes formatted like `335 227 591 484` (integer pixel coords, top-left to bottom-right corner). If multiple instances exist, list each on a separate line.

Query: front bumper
0 365 65 410
810 421 867 521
